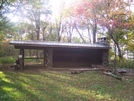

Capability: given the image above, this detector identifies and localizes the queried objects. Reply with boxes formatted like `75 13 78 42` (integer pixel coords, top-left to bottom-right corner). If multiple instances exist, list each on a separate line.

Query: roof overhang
10 41 111 49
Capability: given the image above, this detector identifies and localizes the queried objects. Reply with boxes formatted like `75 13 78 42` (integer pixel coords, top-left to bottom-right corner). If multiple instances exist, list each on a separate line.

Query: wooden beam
43 49 46 67
20 49 24 70
48 48 53 69
24 58 44 59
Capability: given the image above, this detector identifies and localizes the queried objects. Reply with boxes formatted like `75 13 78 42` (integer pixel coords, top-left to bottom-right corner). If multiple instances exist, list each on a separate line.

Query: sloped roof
10 41 110 49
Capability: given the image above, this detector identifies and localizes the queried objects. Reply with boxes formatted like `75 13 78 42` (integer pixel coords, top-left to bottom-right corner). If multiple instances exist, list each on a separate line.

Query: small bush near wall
118 59 134 69
109 59 134 69
0 40 19 57
0 57 16 65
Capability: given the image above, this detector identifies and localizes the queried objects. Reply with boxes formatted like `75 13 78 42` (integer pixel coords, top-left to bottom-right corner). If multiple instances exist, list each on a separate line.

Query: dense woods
0 1 134 101
0 0 134 68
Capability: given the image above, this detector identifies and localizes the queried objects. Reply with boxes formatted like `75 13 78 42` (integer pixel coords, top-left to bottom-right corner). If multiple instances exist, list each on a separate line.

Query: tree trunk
41 25 48 41
109 30 123 59
69 31 72 43
133 52 134 65
36 26 40 40
103 72 122 80
87 26 91 43
56 21 62 42
92 19 97 43
46 26 52 39
113 39 122 59
75 26 86 43
35 11 40 61
67 28 72 43
58 31 61 42
42 34 45 41
113 43 117 74
116 42 123 59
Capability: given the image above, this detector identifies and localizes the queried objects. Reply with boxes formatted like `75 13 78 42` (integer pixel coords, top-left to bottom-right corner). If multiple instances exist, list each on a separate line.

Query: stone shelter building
10 40 110 70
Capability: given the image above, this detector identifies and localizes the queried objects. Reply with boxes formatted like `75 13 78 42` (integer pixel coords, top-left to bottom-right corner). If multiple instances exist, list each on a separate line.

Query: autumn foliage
71 0 134 58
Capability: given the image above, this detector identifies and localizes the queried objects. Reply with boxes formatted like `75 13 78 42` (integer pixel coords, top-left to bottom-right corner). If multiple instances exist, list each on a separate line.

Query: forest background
0 0 134 68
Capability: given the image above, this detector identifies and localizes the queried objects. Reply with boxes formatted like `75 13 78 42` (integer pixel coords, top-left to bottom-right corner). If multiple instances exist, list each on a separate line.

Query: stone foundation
44 48 53 68
102 50 109 66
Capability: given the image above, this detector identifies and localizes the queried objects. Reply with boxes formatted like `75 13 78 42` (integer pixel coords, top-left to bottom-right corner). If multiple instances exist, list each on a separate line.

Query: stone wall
102 50 109 66
19 49 24 70
43 48 109 68
44 48 53 69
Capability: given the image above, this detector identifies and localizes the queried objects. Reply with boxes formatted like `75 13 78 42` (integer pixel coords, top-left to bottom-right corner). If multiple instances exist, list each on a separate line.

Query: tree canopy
0 0 134 59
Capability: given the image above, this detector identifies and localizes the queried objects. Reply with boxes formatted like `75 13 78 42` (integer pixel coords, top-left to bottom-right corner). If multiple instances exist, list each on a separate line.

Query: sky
11 0 134 22
130 5 134 12
9 0 134 42
11 0 75 22
49 0 76 17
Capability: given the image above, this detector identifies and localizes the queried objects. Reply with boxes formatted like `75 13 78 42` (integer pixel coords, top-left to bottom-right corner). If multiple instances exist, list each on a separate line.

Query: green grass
0 57 16 65
0 57 16 69
0 71 134 101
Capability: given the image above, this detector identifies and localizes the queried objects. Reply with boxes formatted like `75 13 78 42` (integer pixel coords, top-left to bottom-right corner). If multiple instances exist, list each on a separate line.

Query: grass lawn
0 70 134 101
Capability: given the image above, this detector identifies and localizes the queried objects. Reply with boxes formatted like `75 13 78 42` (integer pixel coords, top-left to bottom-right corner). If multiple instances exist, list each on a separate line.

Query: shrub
0 45 4 57
117 59 134 69
0 57 16 64
109 58 134 69
124 60 134 69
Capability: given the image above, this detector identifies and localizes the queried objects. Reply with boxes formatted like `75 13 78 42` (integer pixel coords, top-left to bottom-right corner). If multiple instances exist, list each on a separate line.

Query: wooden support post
43 49 46 67
20 49 24 70
48 48 53 69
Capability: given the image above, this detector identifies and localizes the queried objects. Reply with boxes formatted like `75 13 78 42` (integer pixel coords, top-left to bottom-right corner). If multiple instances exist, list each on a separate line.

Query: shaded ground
0 64 134 101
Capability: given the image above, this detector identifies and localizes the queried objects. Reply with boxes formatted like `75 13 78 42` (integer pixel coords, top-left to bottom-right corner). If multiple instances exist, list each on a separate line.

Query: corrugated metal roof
10 41 111 49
